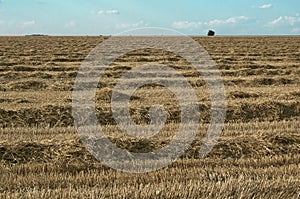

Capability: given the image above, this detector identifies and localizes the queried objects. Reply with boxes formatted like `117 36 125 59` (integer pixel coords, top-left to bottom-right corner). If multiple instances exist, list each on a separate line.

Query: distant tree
207 30 215 36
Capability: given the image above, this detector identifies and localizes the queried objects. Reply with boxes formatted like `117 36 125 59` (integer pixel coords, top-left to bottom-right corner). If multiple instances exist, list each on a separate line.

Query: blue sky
0 0 299 35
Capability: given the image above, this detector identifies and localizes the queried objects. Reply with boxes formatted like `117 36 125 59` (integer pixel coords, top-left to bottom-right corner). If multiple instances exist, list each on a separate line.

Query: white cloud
259 4 272 9
116 20 147 29
65 21 76 28
173 16 248 29
269 14 300 26
98 9 119 15
22 20 35 27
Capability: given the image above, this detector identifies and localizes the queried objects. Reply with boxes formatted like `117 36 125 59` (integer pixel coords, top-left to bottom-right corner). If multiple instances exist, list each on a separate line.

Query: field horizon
1 33 300 37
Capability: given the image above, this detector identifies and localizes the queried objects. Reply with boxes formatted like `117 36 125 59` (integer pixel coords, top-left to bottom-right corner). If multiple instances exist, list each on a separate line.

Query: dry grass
0 36 299 198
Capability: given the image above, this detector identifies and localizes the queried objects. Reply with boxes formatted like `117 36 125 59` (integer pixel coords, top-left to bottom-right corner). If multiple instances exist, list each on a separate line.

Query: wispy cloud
207 16 248 26
172 16 248 29
259 4 272 9
116 20 147 29
291 27 300 34
65 21 76 28
35 0 46 4
172 21 202 29
98 9 119 15
284 16 300 26
269 14 300 26
269 16 283 26
22 20 35 27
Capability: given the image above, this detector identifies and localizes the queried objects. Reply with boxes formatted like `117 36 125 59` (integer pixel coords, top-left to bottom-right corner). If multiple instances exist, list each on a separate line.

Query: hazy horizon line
0 34 299 37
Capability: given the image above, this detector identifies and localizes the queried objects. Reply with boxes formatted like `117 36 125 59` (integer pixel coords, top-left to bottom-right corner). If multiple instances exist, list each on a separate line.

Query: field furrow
0 36 299 198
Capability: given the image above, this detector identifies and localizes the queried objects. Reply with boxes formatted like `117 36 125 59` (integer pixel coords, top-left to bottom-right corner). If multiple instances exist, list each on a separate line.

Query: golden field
0 36 299 198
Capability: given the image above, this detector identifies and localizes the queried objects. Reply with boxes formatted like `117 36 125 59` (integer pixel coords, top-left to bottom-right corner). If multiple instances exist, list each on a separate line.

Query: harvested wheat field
0 36 299 198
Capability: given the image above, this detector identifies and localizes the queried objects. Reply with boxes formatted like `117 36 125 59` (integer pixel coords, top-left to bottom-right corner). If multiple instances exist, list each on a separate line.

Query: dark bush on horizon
207 30 215 36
